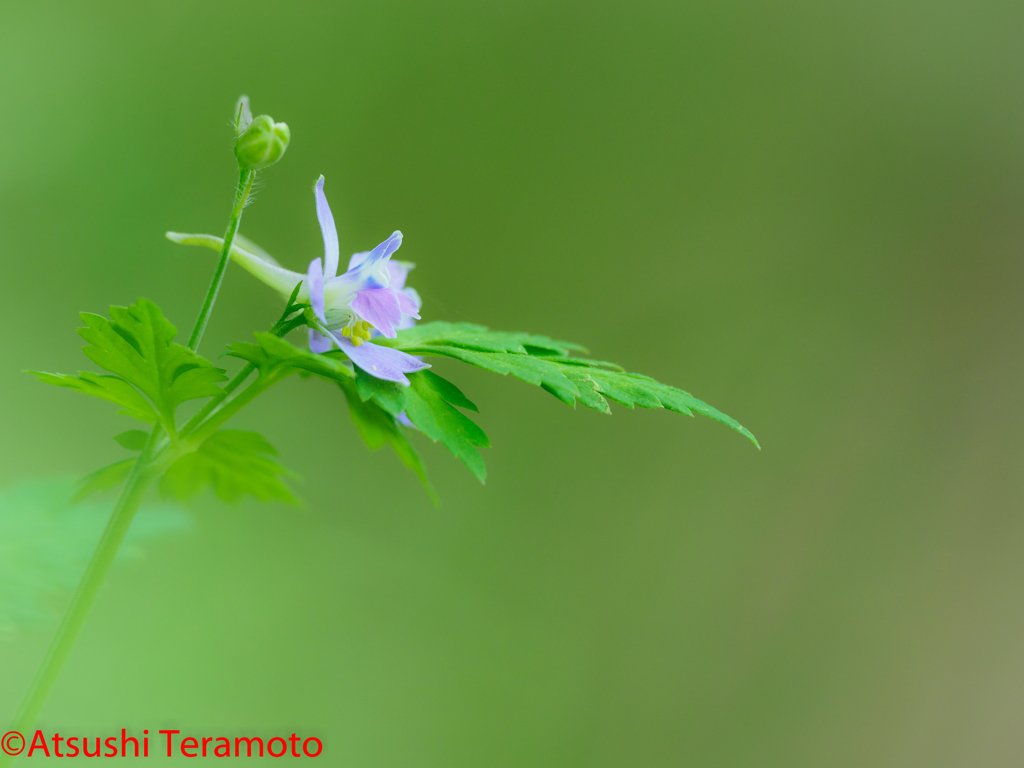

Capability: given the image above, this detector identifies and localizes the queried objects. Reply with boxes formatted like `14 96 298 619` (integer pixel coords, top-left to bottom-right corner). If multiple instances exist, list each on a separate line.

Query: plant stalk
0 429 165 767
187 168 255 352
3 166 262 760
179 311 307 439
189 370 289 446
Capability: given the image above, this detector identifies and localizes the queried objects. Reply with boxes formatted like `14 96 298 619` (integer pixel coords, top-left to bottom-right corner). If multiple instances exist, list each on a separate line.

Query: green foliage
31 299 227 431
227 333 448 498
337 378 438 504
43 306 751 503
76 299 227 426
74 458 136 502
223 319 754 491
35 307 753 504
388 321 587 356
378 321 759 447
0 477 190 636
226 332 353 383
405 371 490 482
160 430 298 505
27 371 159 424
114 430 150 451
355 368 490 483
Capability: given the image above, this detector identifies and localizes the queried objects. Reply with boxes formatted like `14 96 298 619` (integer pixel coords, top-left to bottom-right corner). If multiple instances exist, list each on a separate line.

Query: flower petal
396 289 420 319
333 337 430 385
341 231 402 289
314 176 340 279
308 328 333 353
348 251 370 271
387 260 415 291
351 288 403 338
307 257 325 321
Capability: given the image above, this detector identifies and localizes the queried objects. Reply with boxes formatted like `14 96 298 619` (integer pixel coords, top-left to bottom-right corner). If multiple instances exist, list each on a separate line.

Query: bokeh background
2 0 1024 765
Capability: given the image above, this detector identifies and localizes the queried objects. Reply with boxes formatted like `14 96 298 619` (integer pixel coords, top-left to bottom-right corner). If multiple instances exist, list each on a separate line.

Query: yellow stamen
341 326 352 338
352 336 364 347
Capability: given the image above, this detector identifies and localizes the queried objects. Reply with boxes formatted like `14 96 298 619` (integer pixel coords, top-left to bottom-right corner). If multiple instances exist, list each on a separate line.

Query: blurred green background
2 0 1024 764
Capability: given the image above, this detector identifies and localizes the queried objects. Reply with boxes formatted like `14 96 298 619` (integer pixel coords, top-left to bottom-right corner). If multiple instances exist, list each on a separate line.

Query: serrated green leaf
381 323 758 447
554 368 612 413
403 371 489 482
337 379 438 504
442 348 581 402
355 365 407 415
379 321 586 356
77 298 227 425
27 371 158 424
424 371 479 412
160 430 298 504
73 459 136 502
113 430 149 451
377 343 583 403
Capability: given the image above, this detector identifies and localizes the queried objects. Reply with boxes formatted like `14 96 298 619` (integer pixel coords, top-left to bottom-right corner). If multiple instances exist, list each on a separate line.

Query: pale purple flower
175 175 428 385
304 176 428 384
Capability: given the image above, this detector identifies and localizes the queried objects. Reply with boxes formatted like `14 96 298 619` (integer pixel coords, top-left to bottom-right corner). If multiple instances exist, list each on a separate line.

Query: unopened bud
234 114 290 170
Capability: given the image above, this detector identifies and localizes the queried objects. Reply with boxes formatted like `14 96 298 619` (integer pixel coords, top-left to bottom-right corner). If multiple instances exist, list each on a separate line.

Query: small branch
179 302 307 440
188 368 293 448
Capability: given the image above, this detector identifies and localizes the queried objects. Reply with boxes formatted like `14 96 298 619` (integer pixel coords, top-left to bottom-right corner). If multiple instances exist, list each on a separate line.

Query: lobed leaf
379 321 759 447
161 430 298 505
387 321 586 356
27 371 158 424
337 378 438 504
76 298 227 426
405 346 582 403
74 459 136 502
354 365 407 416
354 369 489 482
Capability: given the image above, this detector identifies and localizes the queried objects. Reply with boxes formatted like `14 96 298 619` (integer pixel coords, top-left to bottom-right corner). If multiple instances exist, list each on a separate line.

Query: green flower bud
234 114 290 170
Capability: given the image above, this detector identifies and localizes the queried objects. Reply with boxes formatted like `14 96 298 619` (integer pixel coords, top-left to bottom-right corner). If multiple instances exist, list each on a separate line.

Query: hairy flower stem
0 429 165 768
187 168 255 352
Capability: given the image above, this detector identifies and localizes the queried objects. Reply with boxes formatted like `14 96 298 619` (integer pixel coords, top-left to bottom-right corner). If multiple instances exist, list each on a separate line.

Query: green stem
277 314 308 338
2 360 287 757
179 312 306 439
2 167 263 758
189 369 290 447
187 168 255 352
1 429 168 765
179 362 256 438
187 313 310 437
